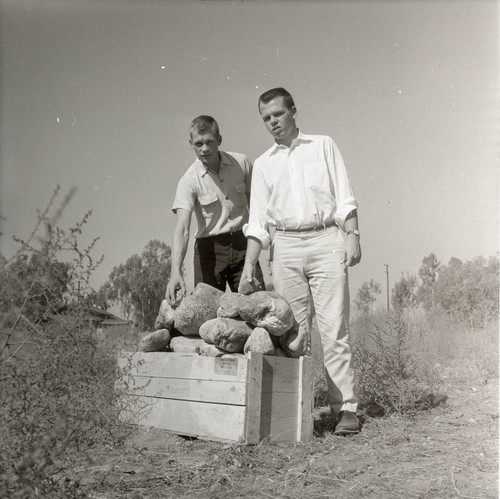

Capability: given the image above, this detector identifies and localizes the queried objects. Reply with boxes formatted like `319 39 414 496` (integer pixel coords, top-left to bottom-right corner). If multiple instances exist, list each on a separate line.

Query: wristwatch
346 229 360 237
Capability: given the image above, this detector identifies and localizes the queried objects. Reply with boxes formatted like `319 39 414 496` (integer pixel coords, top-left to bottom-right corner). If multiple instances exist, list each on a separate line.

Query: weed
1 187 131 497
352 311 442 415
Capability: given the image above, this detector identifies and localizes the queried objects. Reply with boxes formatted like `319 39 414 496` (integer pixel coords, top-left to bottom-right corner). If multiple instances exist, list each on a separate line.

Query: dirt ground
67 363 498 499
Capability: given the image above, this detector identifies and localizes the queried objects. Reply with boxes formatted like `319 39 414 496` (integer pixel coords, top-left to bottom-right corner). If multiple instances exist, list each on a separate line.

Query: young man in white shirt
166 115 264 305
239 88 362 435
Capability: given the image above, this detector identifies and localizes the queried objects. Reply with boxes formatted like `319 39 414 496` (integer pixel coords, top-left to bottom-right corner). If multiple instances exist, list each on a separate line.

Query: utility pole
384 264 390 310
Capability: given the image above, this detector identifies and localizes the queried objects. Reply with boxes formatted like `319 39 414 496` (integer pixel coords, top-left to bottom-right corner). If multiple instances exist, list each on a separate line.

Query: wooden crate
116 351 313 444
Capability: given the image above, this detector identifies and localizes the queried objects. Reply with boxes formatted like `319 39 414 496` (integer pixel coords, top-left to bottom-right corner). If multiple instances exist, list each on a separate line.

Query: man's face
190 130 222 169
259 97 297 144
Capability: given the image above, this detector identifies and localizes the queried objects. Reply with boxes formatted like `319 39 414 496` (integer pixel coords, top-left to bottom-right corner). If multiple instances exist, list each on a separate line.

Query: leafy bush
1 188 130 497
352 312 442 415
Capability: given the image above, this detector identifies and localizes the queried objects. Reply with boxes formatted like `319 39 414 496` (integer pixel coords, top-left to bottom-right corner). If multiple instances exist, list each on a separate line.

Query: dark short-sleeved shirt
172 151 253 238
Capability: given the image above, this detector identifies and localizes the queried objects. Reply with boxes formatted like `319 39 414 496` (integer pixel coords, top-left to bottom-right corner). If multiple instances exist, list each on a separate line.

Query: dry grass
53 310 498 499
2 303 497 498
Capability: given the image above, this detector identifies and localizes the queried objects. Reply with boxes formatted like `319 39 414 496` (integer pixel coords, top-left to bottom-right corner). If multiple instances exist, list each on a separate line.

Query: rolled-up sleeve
242 160 272 249
171 175 195 214
326 138 358 228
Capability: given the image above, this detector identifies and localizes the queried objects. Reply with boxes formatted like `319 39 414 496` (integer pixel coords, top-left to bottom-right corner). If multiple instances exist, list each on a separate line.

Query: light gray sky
1 0 498 306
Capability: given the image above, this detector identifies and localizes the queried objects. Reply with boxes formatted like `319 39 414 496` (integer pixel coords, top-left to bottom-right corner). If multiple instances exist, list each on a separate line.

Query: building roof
100 318 131 326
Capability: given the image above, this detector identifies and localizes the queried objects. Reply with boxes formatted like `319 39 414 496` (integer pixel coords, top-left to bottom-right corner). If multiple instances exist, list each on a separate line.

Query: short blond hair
189 115 220 138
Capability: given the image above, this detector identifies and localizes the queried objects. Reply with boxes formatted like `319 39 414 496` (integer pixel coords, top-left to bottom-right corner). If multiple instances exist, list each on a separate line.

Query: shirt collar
195 151 229 177
269 130 307 155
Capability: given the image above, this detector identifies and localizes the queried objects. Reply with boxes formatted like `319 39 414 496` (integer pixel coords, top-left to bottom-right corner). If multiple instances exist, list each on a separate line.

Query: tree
391 273 419 310
354 279 382 314
418 253 441 287
432 255 499 327
417 253 441 308
102 240 172 330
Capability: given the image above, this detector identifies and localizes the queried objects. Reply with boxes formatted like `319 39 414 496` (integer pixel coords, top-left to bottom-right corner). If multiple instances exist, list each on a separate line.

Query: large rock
237 291 295 336
238 276 263 295
139 329 171 352
217 292 244 318
154 299 175 331
170 336 205 353
174 283 224 336
199 343 227 357
244 327 275 356
279 320 308 358
199 318 253 353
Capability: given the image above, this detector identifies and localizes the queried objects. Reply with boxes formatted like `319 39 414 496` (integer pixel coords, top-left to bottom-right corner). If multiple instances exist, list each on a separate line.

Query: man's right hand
238 265 258 295
166 274 186 306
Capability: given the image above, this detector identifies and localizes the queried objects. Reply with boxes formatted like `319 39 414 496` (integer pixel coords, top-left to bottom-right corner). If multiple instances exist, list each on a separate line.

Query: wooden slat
116 376 247 405
297 356 313 442
244 352 264 444
120 396 247 442
259 355 301 442
118 351 248 382
261 355 300 393
260 392 300 442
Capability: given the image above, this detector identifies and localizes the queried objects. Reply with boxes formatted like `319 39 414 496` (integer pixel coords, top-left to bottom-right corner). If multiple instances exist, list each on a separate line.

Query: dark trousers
194 230 265 292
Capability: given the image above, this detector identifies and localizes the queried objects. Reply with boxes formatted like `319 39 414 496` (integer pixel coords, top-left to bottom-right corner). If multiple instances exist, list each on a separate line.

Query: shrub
352 311 442 415
1 188 130 497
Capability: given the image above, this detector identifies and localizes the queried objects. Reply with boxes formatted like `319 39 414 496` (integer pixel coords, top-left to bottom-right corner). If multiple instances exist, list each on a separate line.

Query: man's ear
217 135 222 146
291 106 297 119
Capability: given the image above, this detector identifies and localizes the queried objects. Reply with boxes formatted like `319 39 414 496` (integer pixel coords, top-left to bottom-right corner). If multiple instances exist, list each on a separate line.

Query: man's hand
238 265 258 295
344 235 361 267
166 274 186 306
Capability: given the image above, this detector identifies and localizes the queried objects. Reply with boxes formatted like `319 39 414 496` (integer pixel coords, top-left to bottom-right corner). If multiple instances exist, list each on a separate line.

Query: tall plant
1 187 127 497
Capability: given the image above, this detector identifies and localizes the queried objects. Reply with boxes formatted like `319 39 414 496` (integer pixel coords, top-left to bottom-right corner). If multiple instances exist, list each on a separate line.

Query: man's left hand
344 236 361 267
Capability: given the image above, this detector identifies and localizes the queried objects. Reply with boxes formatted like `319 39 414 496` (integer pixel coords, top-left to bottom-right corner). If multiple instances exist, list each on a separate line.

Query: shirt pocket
304 163 327 189
199 193 219 218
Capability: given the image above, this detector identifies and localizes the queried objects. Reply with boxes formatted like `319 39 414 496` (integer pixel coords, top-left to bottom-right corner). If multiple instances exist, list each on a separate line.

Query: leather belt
198 230 244 245
276 222 337 233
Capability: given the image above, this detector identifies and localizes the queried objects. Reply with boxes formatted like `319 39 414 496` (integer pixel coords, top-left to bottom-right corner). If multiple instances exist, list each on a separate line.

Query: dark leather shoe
334 411 361 435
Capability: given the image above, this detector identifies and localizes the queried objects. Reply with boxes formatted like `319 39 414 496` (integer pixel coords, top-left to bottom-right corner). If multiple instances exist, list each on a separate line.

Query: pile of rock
138 283 308 358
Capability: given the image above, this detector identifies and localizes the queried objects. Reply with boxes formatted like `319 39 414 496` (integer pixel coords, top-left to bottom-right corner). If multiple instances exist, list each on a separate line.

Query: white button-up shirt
172 151 252 238
243 131 358 249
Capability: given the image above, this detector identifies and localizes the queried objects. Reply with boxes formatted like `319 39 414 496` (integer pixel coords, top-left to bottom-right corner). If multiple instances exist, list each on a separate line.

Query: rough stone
238 276 263 295
170 336 205 353
139 329 171 352
154 299 175 331
279 320 308 358
217 292 245 318
199 343 227 357
244 327 275 356
237 291 295 336
199 317 253 353
174 283 224 336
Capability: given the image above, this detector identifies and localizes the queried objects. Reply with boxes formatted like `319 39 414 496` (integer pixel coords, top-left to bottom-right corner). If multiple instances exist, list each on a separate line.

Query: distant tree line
355 253 499 328
3 218 497 333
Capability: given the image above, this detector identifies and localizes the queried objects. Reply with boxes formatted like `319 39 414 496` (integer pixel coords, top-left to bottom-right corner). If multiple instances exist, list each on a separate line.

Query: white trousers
272 226 358 414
